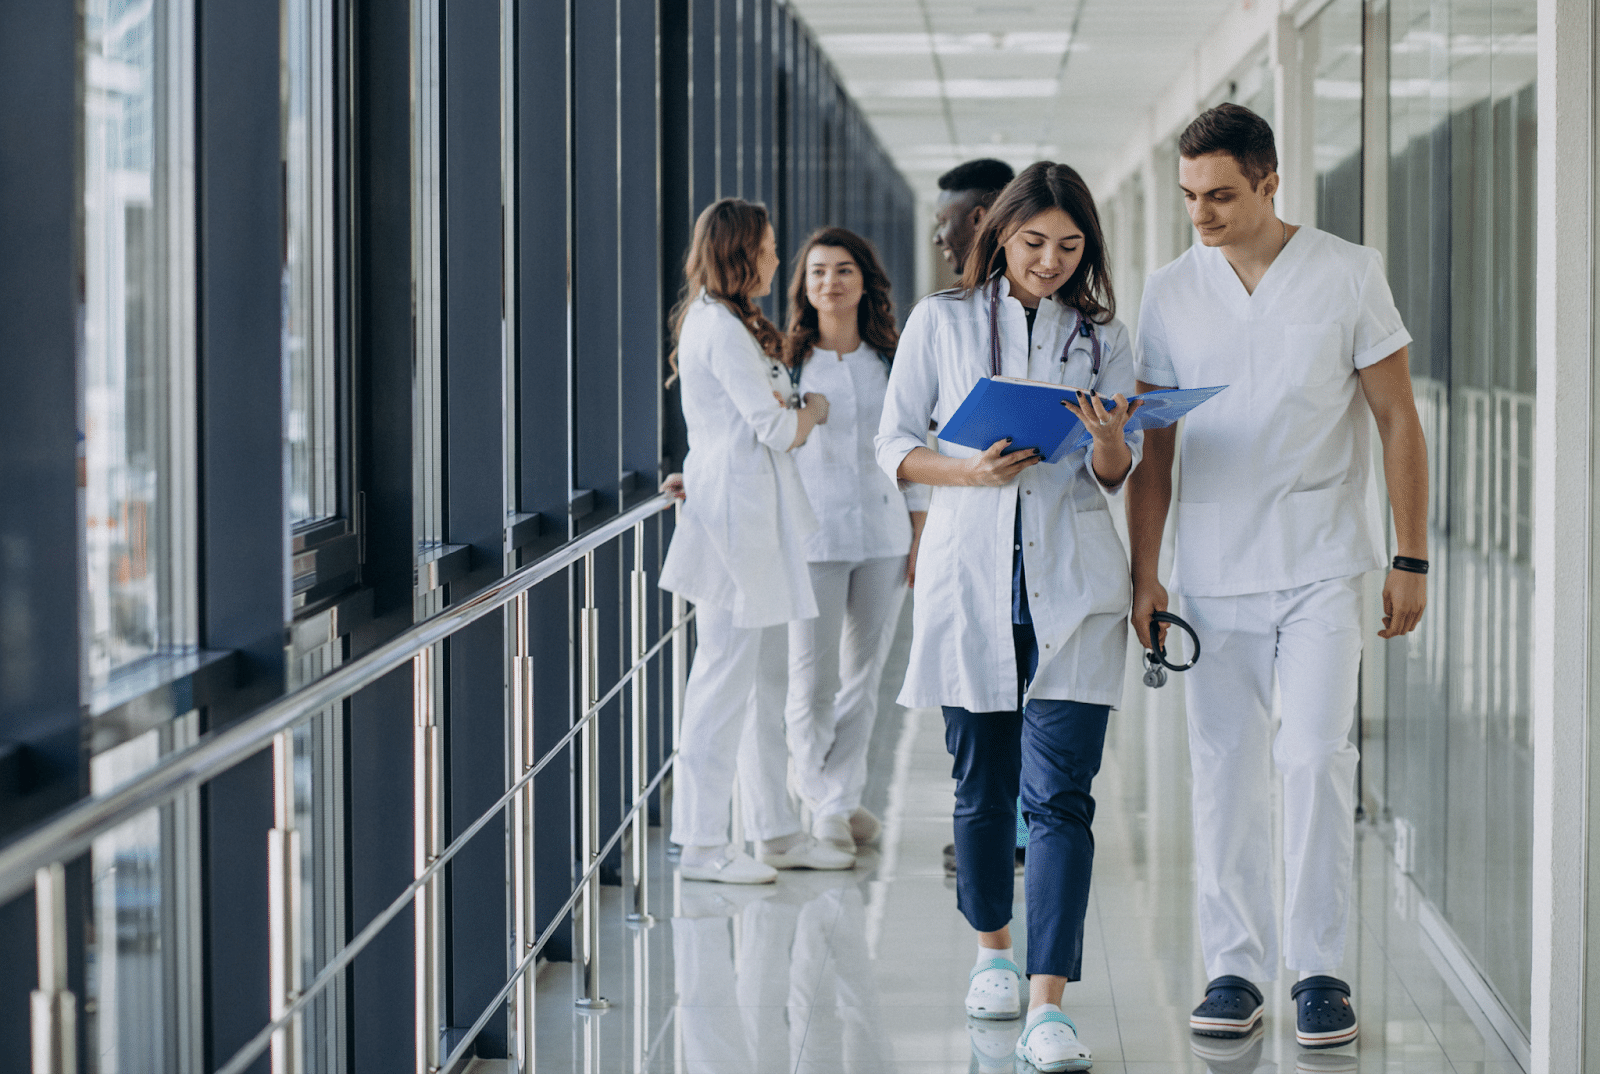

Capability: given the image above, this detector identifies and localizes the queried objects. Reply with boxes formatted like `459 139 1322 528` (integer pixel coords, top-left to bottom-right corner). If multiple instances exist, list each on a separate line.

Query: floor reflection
532 601 1523 1074
668 874 891 1071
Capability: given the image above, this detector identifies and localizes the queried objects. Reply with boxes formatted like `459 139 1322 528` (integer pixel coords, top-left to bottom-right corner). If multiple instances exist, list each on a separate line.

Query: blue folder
939 379 1228 464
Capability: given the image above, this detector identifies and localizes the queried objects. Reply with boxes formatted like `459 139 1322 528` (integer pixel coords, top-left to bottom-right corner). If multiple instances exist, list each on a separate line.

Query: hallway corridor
532 607 1524 1073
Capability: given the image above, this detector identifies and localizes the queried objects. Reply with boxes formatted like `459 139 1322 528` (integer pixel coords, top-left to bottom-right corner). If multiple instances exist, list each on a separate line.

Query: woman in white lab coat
659 198 856 884
778 227 928 857
875 162 1141 1072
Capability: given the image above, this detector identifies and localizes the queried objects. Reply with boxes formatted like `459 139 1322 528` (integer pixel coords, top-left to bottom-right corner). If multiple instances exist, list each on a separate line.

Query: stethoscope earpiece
1143 611 1201 689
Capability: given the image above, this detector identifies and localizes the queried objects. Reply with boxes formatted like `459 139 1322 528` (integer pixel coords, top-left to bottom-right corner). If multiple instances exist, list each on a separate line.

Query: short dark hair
1179 103 1278 189
937 158 1015 206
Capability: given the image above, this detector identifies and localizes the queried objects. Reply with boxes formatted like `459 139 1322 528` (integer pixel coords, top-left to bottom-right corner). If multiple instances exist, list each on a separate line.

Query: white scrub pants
1181 574 1364 982
784 556 907 819
671 603 800 847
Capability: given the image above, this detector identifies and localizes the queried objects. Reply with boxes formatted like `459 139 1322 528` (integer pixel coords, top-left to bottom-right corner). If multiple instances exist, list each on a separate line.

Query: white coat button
1025 489 1032 495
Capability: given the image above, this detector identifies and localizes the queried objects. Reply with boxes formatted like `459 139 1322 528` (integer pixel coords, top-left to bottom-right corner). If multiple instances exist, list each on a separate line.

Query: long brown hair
957 161 1116 324
668 199 783 382
783 227 899 367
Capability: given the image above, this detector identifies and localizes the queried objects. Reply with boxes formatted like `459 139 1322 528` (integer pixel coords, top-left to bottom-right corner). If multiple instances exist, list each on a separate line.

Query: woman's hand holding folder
963 438 1042 486
1063 389 1142 487
1061 390 1142 446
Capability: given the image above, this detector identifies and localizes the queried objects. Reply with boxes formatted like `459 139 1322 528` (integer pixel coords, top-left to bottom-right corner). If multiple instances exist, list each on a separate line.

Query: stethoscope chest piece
1142 611 1201 689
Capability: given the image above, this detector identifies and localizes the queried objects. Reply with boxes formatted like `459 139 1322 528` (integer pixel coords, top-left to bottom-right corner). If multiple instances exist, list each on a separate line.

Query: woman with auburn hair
779 227 927 859
875 162 1142 1071
658 199 855 884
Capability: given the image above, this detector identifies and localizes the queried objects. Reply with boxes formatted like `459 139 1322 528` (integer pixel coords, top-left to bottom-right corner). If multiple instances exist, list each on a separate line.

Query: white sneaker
848 807 882 847
1015 1009 1092 1072
965 956 1022 1020
812 813 855 853
757 833 855 871
678 848 778 885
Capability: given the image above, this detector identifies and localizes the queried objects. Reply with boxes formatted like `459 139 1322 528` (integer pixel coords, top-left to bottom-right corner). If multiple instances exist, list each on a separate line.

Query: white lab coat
1134 227 1412 597
659 294 819 628
875 280 1143 713
787 343 927 562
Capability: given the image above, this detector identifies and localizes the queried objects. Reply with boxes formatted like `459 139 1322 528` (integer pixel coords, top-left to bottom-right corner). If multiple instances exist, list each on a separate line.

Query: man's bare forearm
1126 424 1176 583
1359 348 1430 561
1376 414 1429 560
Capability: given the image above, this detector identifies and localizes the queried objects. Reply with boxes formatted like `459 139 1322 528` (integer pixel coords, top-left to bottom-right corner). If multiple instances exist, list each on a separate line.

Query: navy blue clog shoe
1290 975 1359 1049
1189 975 1264 1038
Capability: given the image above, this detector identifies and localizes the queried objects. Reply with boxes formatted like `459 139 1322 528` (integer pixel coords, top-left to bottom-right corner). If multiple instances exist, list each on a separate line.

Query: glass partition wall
1382 0 1537 1033
1308 0 1365 246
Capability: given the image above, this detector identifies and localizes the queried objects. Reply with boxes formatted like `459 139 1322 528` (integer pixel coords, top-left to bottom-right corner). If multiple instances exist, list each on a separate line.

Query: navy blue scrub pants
942 622 1110 980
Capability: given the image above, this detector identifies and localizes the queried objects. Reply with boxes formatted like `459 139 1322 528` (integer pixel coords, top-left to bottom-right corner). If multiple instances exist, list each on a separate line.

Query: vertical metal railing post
267 732 303 1074
670 504 688 759
627 522 654 925
413 646 445 1071
575 552 609 1009
30 863 76 1074
508 592 537 1068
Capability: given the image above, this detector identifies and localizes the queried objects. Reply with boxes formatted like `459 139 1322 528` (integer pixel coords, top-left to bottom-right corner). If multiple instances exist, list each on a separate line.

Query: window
1308 0 1364 243
82 0 196 686
283 0 341 527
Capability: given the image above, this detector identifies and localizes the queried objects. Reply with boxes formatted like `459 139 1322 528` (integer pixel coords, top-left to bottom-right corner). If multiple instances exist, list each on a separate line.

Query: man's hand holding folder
939 378 1228 464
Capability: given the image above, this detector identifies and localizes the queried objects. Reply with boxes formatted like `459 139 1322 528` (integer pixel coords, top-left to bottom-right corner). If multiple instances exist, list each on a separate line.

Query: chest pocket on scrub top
1282 323 1347 389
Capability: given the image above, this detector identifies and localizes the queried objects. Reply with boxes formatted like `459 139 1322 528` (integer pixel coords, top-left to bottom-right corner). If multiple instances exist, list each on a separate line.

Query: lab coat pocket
1076 509 1132 613
1283 323 1346 388
1175 500 1220 588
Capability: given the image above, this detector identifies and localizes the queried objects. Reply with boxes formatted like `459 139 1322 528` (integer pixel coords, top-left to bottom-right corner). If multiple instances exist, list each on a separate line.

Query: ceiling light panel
789 0 1249 203
818 31 1077 55
849 78 1060 98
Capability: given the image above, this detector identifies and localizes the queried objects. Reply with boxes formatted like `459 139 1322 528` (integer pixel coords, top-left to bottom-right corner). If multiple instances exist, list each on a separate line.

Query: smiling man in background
932 158 1015 274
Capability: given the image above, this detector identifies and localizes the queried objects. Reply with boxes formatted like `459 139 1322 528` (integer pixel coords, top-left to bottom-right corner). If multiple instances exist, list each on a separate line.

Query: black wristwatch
1392 555 1429 575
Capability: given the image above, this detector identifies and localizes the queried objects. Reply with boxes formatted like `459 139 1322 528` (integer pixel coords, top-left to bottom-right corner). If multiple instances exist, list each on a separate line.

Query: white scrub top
782 343 927 564
875 279 1143 713
659 294 820 629
1134 225 1412 598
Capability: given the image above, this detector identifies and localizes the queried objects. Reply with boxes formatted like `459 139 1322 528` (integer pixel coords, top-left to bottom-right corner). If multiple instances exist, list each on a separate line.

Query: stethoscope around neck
985 275 1103 392
776 344 892 408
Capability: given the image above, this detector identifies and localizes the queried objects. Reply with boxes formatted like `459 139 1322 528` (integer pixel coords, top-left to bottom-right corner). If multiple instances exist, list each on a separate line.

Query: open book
939 377 1227 464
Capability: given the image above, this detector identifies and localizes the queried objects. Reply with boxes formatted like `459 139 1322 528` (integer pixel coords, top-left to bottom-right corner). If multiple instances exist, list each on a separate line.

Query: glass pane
1385 0 1536 1031
284 0 339 526
82 0 195 683
1310 0 1364 243
86 721 203 1074
1166 138 1192 259
288 642 347 1070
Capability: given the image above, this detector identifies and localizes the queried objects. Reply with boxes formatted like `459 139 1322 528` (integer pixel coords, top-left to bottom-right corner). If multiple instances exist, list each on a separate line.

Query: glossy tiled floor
532 605 1525 1073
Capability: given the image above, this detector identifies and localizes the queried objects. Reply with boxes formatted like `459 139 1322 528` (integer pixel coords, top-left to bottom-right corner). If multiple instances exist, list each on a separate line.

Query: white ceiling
787 0 1250 202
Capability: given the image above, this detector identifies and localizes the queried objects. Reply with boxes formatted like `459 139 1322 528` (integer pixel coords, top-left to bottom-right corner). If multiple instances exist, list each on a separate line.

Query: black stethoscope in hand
1142 611 1201 688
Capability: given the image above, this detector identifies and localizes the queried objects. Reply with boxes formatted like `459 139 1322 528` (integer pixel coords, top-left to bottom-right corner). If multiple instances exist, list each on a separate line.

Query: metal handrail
0 494 677 907
212 613 692 1074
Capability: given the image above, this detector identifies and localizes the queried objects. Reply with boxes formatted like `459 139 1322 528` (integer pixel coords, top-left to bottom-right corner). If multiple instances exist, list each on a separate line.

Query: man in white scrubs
1126 104 1430 1051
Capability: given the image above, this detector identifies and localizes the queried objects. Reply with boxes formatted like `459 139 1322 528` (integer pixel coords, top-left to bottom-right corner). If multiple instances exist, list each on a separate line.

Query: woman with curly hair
659 199 855 883
778 227 928 859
